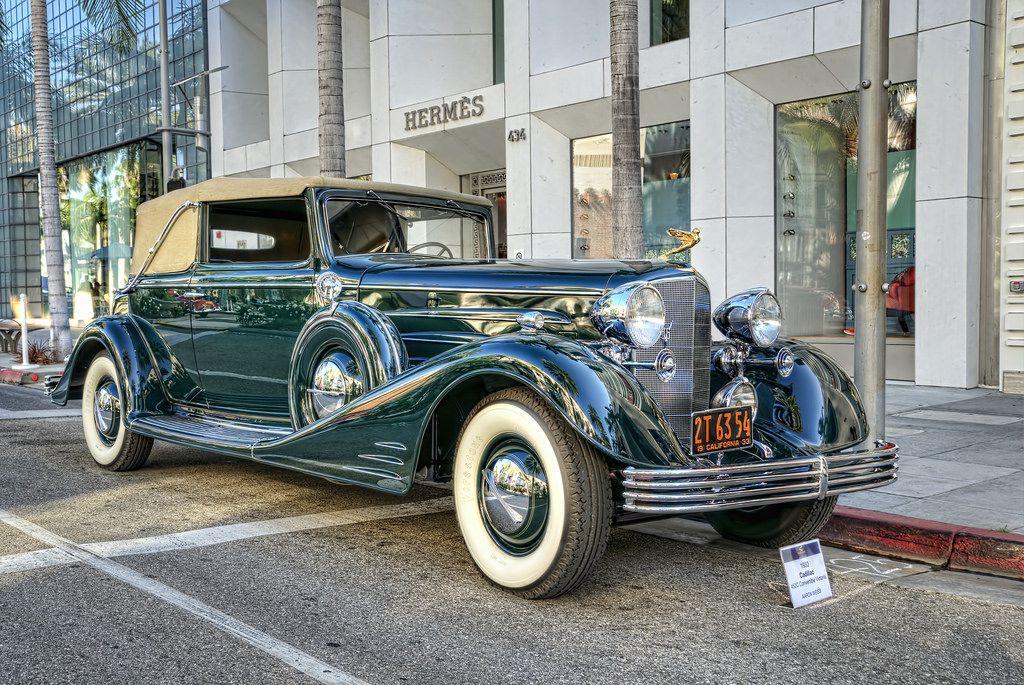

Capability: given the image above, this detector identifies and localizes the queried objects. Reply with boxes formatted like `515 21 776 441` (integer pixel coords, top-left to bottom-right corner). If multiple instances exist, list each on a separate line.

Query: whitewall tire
81 354 152 471
453 388 611 599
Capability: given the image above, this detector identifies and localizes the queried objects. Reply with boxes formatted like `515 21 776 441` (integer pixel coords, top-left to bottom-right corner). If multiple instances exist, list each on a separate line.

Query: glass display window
775 82 917 340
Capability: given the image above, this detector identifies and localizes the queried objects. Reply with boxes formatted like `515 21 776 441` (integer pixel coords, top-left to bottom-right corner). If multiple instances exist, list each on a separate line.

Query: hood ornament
666 227 701 257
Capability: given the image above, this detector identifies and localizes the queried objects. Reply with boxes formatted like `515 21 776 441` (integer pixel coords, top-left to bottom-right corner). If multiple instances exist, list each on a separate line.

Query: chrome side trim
620 441 898 514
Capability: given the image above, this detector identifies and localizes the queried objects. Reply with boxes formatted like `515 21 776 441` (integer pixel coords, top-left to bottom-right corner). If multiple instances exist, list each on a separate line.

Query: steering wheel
407 241 454 258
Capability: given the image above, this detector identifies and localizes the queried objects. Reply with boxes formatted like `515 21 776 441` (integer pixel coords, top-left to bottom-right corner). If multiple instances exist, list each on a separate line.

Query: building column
723 76 775 296
689 74 727 307
502 0 532 255
506 116 571 260
915 19 986 388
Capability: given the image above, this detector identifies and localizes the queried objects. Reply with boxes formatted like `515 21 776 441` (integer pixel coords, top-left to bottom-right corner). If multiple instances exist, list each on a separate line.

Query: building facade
2 0 1019 392
0 0 209 322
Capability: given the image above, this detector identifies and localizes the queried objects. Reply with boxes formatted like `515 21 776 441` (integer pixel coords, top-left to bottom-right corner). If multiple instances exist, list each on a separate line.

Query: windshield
325 199 490 259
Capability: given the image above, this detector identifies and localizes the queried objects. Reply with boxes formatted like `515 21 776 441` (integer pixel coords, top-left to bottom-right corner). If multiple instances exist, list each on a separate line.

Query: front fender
250 332 687 494
49 315 172 419
712 340 868 458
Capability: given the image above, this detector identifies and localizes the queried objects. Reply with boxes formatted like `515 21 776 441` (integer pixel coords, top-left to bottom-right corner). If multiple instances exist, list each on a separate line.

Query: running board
129 412 411 493
131 413 292 450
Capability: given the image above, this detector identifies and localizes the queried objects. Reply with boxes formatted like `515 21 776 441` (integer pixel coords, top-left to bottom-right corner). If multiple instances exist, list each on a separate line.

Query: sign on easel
780 539 833 608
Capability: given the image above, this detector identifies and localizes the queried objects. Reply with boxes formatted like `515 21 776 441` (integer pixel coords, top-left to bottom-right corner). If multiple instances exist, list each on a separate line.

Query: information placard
779 539 833 608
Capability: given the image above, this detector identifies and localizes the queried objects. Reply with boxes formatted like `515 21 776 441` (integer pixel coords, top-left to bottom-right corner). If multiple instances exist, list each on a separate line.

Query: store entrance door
465 170 507 258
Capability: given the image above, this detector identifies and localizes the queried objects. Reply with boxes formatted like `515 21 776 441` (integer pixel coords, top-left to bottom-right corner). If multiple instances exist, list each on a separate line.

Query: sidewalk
840 383 1023 533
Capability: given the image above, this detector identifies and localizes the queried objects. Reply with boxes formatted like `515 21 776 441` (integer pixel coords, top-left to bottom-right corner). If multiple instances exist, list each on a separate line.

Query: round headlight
712 287 783 348
591 283 666 349
748 291 782 347
712 377 758 414
625 286 665 348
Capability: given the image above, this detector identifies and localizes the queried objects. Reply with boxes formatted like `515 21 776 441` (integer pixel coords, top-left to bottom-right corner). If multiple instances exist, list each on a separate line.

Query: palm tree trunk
317 0 345 177
610 0 643 259
30 0 72 354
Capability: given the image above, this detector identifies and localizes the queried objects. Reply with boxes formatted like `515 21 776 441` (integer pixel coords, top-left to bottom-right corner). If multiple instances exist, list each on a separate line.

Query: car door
189 197 317 420
130 270 204 405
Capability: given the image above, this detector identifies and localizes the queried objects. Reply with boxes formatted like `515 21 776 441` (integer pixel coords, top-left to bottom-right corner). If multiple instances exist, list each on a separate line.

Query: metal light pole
158 0 173 190
854 0 889 444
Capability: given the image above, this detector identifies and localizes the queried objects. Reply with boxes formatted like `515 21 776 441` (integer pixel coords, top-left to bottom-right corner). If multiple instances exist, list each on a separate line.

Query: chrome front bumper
620 441 898 514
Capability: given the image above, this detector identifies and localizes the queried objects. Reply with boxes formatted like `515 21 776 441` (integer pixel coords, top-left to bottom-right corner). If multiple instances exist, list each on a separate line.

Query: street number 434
691 406 754 455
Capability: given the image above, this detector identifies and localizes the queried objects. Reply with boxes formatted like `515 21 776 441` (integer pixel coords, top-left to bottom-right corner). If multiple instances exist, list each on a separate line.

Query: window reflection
572 121 691 262
44 143 160 322
775 82 917 339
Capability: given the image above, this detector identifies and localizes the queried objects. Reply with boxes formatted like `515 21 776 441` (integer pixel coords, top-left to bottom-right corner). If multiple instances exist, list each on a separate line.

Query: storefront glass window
42 143 161 322
651 0 689 45
775 82 917 339
572 121 691 261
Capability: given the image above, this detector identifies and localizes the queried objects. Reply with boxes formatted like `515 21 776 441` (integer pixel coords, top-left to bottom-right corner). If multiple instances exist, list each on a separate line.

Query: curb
821 506 1024 580
0 368 42 385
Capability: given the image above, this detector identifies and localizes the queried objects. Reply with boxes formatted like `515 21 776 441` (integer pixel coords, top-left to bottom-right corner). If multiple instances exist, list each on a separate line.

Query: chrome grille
631 277 711 447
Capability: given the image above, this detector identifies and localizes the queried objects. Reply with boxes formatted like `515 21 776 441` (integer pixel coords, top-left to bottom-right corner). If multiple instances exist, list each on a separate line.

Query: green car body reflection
48 177 898 599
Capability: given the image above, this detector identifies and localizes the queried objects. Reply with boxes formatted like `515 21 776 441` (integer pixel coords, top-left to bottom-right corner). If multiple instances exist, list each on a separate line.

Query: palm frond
80 0 143 53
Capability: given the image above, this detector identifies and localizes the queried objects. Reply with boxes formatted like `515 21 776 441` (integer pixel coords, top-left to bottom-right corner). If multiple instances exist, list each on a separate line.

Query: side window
207 198 310 264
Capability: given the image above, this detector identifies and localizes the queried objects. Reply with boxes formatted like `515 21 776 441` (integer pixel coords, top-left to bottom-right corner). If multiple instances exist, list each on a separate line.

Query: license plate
691 406 754 455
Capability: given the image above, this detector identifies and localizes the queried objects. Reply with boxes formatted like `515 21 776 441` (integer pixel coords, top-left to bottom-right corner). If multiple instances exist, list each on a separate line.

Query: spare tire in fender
288 301 408 427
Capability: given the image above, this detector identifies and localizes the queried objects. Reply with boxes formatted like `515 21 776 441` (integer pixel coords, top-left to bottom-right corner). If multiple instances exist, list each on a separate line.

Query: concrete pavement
840 384 1024 533
1 414 1023 683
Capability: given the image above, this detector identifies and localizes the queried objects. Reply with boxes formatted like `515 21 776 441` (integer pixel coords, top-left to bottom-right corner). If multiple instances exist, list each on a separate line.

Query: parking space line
0 507 369 685
0 496 455 576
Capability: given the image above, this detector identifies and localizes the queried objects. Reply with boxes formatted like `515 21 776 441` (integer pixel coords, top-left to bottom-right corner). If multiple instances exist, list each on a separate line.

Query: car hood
357 255 695 295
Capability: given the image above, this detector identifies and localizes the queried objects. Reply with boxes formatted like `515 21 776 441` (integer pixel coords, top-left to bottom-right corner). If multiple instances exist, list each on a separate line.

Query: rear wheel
453 388 612 599
704 496 838 548
81 354 152 471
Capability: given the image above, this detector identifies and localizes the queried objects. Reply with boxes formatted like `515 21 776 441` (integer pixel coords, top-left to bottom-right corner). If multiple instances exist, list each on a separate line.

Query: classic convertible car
49 177 898 599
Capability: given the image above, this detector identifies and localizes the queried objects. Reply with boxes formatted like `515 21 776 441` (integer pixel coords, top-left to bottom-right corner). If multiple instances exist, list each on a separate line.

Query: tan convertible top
131 177 492 275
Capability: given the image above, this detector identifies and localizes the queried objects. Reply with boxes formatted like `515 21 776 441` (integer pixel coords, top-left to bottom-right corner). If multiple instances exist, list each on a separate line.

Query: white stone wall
208 0 371 179
204 0 1000 389
1001 0 1024 392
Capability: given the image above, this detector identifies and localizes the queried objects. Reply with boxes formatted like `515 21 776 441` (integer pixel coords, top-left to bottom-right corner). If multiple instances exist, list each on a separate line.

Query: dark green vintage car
49 177 898 598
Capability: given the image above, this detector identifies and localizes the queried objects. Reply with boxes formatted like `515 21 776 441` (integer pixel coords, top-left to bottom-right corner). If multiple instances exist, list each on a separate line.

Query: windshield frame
315 188 495 263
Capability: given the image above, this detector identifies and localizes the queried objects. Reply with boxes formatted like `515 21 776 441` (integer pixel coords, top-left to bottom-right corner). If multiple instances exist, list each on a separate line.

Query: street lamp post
854 0 890 444
158 0 173 190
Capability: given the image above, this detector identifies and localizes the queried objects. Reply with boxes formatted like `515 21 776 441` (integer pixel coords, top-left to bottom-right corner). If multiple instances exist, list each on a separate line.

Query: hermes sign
404 94 485 131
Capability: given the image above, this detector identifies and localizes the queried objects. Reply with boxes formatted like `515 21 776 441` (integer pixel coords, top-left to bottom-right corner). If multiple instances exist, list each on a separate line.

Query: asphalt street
1 386 1023 684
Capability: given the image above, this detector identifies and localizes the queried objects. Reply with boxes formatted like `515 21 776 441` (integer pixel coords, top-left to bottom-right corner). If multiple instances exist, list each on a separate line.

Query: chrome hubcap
93 380 120 441
309 351 364 419
478 438 549 555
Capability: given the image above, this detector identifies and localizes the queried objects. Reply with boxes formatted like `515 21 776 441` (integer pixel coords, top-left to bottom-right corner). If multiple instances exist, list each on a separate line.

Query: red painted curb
949 529 1024 579
821 506 957 565
822 506 1024 580
0 368 27 385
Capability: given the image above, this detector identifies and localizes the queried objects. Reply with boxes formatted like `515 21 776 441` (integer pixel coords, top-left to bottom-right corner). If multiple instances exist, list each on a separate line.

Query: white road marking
0 497 455 576
895 409 1021 425
0 507 370 685
0 409 80 420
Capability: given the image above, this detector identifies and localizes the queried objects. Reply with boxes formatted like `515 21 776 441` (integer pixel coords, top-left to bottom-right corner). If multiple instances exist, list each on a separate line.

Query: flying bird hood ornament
666 227 701 256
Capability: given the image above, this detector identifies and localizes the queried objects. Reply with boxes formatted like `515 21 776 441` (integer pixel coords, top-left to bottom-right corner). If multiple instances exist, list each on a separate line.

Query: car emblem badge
315 272 345 304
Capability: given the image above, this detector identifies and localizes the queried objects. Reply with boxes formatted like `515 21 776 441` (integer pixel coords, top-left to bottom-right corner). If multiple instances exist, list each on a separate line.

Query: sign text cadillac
404 95 484 131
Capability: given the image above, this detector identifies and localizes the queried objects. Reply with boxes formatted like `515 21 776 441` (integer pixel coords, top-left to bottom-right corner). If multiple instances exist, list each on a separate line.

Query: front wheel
704 496 838 548
82 353 153 471
453 388 612 599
